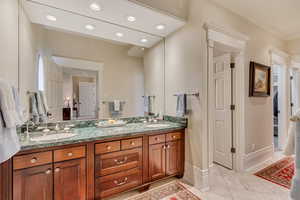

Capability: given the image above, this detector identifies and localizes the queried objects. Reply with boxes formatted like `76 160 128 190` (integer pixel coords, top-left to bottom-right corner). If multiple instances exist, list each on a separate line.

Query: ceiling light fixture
140 38 148 43
156 24 166 30
116 32 124 37
85 24 95 30
46 15 57 21
127 16 136 22
89 3 101 11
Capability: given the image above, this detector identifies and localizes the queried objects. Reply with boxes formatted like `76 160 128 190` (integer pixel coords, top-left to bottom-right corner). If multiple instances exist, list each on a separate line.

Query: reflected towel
39 90 49 114
12 87 26 124
144 96 155 114
291 122 300 200
29 94 39 123
36 92 47 122
176 94 187 117
114 100 120 112
284 109 300 156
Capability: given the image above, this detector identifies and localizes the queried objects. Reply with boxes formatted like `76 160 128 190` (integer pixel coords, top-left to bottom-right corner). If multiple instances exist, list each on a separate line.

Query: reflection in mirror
19 3 165 124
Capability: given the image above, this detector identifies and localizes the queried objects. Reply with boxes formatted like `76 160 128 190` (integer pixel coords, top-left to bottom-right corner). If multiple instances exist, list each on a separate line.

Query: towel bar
173 92 199 97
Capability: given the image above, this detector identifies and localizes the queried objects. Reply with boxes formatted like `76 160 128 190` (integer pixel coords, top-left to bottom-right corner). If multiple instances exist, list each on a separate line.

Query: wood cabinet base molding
1 129 185 200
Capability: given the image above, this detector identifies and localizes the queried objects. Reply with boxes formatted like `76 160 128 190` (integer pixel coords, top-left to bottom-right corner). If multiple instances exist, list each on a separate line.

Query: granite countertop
19 121 186 151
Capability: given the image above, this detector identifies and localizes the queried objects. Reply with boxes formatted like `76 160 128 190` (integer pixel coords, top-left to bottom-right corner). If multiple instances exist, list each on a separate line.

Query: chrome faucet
26 120 35 139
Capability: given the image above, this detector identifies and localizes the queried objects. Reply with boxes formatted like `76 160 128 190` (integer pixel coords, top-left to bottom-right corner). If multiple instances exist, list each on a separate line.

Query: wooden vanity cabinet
12 146 87 200
149 132 184 181
13 164 53 200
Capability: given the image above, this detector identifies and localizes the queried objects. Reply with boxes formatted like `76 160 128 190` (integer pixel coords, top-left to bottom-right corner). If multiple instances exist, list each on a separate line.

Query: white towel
176 94 187 117
0 79 21 163
39 90 49 114
12 87 26 124
36 92 47 122
284 109 300 156
290 122 300 200
0 79 21 128
114 100 120 112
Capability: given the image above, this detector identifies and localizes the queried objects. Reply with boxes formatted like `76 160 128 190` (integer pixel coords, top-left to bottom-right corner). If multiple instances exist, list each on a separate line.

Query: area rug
255 157 295 189
127 181 201 200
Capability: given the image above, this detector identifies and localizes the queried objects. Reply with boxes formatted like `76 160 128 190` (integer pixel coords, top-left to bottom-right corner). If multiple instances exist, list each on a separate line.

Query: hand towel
39 90 49 114
290 122 300 200
114 100 121 112
29 94 39 123
176 94 187 117
144 96 155 114
284 109 300 156
0 79 21 163
12 87 26 124
0 79 21 128
36 92 47 122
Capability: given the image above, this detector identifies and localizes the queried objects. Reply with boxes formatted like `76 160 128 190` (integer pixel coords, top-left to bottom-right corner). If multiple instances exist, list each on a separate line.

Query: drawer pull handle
114 177 128 186
45 169 52 174
67 152 73 157
106 146 112 150
55 168 60 173
114 156 128 165
130 141 135 145
30 158 38 164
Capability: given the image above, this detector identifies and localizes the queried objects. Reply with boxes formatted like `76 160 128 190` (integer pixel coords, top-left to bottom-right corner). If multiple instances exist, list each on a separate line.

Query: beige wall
287 38 300 56
143 41 165 115
164 0 287 170
0 0 19 87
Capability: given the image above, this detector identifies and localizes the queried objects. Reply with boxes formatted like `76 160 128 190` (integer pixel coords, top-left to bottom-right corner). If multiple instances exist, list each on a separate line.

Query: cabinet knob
30 157 38 164
55 168 60 173
167 145 170 149
67 152 73 157
163 145 167 150
45 169 52 174
155 137 159 141
130 141 135 146
106 146 112 150
172 135 177 139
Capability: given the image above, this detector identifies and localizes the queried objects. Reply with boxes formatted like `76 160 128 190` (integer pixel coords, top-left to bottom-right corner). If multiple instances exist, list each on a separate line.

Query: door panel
166 140 182 176
79 82 96 117
13 164 53 200
54 159 86 200
213 54 233 169
149 143 166 180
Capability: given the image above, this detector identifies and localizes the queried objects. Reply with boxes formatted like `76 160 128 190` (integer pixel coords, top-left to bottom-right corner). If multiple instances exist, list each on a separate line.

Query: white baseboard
182 161 210 192
243 145 274 171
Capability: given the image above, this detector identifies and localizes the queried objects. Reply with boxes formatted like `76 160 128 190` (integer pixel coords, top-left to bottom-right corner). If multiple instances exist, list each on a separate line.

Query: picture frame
249 61 271 97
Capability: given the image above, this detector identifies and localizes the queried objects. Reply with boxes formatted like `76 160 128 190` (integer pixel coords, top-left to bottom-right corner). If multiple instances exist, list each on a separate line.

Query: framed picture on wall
249 61 271 97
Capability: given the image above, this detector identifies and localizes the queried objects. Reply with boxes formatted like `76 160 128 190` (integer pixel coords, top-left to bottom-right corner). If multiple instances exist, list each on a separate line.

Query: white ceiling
211 0 300 40
23 0 186 48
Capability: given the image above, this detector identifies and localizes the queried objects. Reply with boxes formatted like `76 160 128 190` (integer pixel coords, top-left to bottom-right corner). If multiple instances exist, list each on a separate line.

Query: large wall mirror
17 0 177 123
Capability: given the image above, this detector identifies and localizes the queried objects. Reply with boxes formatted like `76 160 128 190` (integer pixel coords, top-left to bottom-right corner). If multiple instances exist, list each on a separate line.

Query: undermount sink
30 133 77 142
146 124 171 128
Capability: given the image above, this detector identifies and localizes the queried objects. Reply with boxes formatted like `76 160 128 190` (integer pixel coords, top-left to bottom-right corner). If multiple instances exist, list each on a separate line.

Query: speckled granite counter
18 121 186 151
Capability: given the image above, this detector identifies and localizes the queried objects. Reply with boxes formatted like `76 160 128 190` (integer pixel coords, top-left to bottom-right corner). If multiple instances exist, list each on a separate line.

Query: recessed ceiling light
85 24 95 30
140 38 148 43
127 16 136 22
116 32 124 37
46 15 57 21
156 24 166 30
89 3 101 11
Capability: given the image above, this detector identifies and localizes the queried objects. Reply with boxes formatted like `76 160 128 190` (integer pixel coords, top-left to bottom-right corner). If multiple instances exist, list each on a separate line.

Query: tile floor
110 152 291 200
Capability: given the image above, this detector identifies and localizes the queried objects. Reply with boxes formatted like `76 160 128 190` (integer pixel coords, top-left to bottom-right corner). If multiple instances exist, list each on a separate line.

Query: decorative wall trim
183 161 210 192
243 145 274 171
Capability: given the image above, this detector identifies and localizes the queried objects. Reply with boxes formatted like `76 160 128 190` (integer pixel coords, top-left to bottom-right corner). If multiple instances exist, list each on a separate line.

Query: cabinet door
149 143 166 180
166 140 183 176
13 164 53 200
54 159 86 200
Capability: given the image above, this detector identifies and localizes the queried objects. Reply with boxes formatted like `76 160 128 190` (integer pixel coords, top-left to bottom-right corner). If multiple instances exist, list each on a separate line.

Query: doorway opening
272 65 281 152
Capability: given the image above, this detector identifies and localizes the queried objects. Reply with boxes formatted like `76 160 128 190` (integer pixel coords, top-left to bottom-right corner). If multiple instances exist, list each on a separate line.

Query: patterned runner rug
255 157 294 189
126 181 201 200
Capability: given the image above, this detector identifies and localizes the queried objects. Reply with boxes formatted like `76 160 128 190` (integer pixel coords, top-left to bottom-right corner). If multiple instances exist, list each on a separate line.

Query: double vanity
0 119 186 200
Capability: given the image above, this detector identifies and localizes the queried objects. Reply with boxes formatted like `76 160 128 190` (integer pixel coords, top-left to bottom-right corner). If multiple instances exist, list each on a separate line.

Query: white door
213 54 233 169
79 82 97 118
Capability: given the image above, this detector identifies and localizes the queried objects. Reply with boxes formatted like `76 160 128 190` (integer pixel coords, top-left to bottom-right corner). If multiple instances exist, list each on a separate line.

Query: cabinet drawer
95 168 142 199
149 134 166 145
166 132 183 142
95 141 120 155
121 138 142 150
95 148 142 177
13 151 53 170
54 146 86 162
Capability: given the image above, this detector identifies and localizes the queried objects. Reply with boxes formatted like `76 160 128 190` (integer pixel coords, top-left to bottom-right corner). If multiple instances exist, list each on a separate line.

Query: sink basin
146 124 171 128
30 133 77 142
